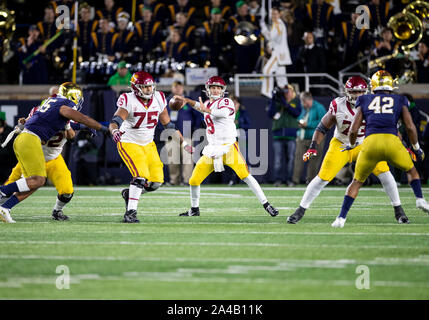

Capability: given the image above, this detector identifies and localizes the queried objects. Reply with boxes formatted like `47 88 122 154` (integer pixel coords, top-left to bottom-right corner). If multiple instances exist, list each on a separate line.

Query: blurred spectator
167 0 197 25
174 12 196 49
96 0 123 25
281 4 305 73
165 80 202 185
135 6 163 63
260 7 292 98
368 0 391 38
0 111 17 184
203 0 232 20
292 91 326 185
339 12 370 69
297 31 326 73
107 61 132 85
371 27 397 58
227 1 260 73
138 0 168 25
161 28 188 62
90 18 117 61
114 12 134 61
202 7 230 73
50 0 76 17
17 25 48 84
37 5 58 43
248 0 262 20
303 0 335 48
417 40 429 83
78 2 99 61
267 84 302 187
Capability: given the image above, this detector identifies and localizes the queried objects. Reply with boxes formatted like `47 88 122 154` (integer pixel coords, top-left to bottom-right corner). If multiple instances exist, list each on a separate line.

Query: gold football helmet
58 82 84 110
370 70 395 92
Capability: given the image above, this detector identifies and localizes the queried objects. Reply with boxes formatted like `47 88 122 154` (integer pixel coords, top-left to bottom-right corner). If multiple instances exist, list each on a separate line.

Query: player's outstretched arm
303 112 335 162
173 96 211 114
59 106 107 132
349 107 363 146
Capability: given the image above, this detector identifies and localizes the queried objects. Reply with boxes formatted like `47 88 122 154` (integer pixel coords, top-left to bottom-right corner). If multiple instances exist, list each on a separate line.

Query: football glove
303 149 317 162
414 148 425 162
407 148 417 162
183 142 194 154
112 129 122 143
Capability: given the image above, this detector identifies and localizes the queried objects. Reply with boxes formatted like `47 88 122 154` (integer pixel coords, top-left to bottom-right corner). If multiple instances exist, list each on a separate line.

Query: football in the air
169 98 183 111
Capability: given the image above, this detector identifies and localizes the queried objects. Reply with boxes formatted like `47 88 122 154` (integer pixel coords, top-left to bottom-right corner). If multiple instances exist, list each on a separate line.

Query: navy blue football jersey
25 97 76 141
356 93 409 137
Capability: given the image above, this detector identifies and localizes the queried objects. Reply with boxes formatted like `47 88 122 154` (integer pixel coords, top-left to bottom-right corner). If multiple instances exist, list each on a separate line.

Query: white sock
53 199 66 211
127 184 143 211
16 178 30 192
243 175 267 205
190 185 200 208
377 171 401 206
300 176 329 209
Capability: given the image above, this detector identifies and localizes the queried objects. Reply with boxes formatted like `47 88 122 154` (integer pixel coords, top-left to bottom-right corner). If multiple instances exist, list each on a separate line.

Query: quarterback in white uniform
4 104 77 221
109 71 192 223
173 76 279 217
287 76 429 225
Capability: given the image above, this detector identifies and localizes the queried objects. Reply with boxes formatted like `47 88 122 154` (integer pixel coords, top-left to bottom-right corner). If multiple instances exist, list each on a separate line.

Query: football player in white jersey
3 104 81 221
109 71 192 223
286 76 429 224
173 76 279 217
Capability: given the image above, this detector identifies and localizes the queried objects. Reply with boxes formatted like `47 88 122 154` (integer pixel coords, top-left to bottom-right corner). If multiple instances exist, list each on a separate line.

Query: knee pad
58 193 73 203
130 177 147 189
144 181 161 192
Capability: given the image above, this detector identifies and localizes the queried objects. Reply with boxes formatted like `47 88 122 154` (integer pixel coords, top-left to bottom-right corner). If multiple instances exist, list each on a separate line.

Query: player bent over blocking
332 70 429 228
287 76 429 225
109 71 192 223
0 82 108 223
174 76 279 217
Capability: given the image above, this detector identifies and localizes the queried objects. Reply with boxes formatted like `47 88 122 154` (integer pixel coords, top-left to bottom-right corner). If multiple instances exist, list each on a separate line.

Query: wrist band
193 101 200 109
309 141 317 149
413 142 420 150
65 123 71 130
182 141 188 147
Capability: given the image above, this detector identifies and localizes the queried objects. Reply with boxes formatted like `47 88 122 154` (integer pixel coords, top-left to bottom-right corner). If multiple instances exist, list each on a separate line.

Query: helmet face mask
205 76 226 100
130 71 156 100
344 76 368 105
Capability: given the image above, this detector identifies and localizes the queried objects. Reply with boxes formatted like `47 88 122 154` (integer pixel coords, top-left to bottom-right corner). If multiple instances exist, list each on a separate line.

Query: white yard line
0 240 427 249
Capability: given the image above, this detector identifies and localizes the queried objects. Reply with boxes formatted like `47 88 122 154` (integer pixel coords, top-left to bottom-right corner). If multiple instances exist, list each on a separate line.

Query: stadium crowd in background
2 0 429 86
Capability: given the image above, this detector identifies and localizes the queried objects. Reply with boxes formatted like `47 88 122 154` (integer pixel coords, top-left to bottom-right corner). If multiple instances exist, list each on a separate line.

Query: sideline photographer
267 84 301 187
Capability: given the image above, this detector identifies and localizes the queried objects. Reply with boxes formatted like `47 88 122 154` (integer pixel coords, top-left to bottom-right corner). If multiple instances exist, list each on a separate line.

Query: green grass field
1 184 429 300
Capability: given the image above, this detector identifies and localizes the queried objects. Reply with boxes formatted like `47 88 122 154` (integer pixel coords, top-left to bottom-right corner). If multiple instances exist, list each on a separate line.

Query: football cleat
264 202 279 217
121 188 129 211
394 206 409 224
416 198 429 214
52 209 69 221
123 209 139 223
0 207 16 223
179 208 200 216
331 217 346 228
287 206 306 224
